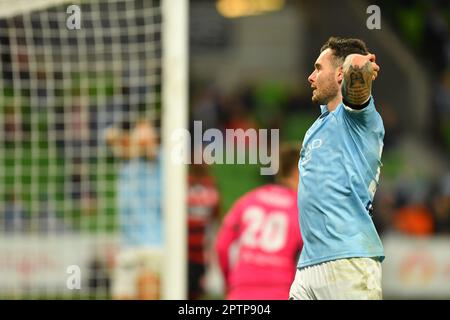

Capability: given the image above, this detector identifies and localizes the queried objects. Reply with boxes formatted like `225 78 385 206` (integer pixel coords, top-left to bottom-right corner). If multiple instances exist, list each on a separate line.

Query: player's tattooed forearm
349 71 365 87
342 62 373 105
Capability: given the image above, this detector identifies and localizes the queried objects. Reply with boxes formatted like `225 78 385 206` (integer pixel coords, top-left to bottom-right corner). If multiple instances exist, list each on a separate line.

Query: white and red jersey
215 184 302 300
188 175 220 265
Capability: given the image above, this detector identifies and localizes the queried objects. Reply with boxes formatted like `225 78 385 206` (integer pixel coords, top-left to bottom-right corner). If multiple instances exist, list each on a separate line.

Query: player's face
308 49 340 105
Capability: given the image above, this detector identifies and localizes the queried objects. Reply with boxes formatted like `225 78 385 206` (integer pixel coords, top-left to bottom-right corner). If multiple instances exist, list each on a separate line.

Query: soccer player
187 162 220 299
105 118 163 300
216 144 303 300
289 37 384 300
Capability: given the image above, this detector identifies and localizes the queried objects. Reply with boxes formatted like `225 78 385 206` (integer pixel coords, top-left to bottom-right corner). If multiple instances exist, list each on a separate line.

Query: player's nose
372 62 380 72
308 71 315 84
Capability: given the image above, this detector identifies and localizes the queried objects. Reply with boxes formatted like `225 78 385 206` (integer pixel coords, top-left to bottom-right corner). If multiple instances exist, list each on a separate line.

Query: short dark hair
320 37 369 65
276 143 300 181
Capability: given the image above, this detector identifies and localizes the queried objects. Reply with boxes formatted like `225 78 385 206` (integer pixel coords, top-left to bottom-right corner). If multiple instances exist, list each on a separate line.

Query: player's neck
326 93 342 112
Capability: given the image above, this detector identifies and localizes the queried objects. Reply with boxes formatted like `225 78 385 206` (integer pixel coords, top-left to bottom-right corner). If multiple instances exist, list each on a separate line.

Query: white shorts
112 247 163 299
289 257 382 300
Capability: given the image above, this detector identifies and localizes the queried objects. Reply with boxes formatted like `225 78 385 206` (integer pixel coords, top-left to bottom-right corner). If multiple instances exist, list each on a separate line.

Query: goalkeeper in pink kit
215 144 303 300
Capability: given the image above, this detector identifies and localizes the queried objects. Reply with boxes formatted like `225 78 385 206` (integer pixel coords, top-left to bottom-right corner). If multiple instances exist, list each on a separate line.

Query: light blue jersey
118 153 163 248
297 96 385 269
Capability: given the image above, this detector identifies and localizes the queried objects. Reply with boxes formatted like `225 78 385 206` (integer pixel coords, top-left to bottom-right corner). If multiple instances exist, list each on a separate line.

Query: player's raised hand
344 53 380 81
366 53 379 81
342 53 379 105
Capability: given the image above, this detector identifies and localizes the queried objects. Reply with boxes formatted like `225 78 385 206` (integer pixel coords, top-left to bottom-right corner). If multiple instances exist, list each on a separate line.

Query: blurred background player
215 144 303 300
105 117 163 300
187 162 220 299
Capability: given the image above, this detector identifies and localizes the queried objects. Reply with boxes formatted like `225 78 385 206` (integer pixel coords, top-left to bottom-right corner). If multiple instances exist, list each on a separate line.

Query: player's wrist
342 96 371 110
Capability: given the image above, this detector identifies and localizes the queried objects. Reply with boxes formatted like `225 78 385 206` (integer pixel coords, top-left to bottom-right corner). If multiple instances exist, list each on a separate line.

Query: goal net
0 0 187 299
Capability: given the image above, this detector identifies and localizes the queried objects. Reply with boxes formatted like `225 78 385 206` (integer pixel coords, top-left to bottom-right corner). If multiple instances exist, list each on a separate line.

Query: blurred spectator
14 25 30 81
215 144 302 300
65 101 90 164
3 106 24 146
392 180 435 236
67 162 98 217
432 70 450 153
423 3 450 74
187 162 220 299
105 117 163 300
52 100 98 218
87 257 111 296
1 192 29 233
224 96 258 132
36 62 49 104
53 100 92 165
223 96 259 153
393 204 435 236
191 85 221 131
430 174 450 234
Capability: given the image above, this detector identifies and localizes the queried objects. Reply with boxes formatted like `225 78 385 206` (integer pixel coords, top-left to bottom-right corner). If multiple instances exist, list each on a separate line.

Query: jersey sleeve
215 198 244 286
342 96 378 129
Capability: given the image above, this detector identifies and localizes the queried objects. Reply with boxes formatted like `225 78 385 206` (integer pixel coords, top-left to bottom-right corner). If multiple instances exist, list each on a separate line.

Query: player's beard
311 76 340 105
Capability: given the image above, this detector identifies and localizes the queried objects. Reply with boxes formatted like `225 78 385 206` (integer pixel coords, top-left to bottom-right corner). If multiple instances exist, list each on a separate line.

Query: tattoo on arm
341 61 373 106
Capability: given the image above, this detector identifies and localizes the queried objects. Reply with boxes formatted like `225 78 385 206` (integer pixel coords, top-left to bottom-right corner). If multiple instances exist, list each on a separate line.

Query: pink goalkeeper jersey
216 184 303 300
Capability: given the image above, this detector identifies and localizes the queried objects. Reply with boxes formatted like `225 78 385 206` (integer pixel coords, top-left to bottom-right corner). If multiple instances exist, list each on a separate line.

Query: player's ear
336 65 343 84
